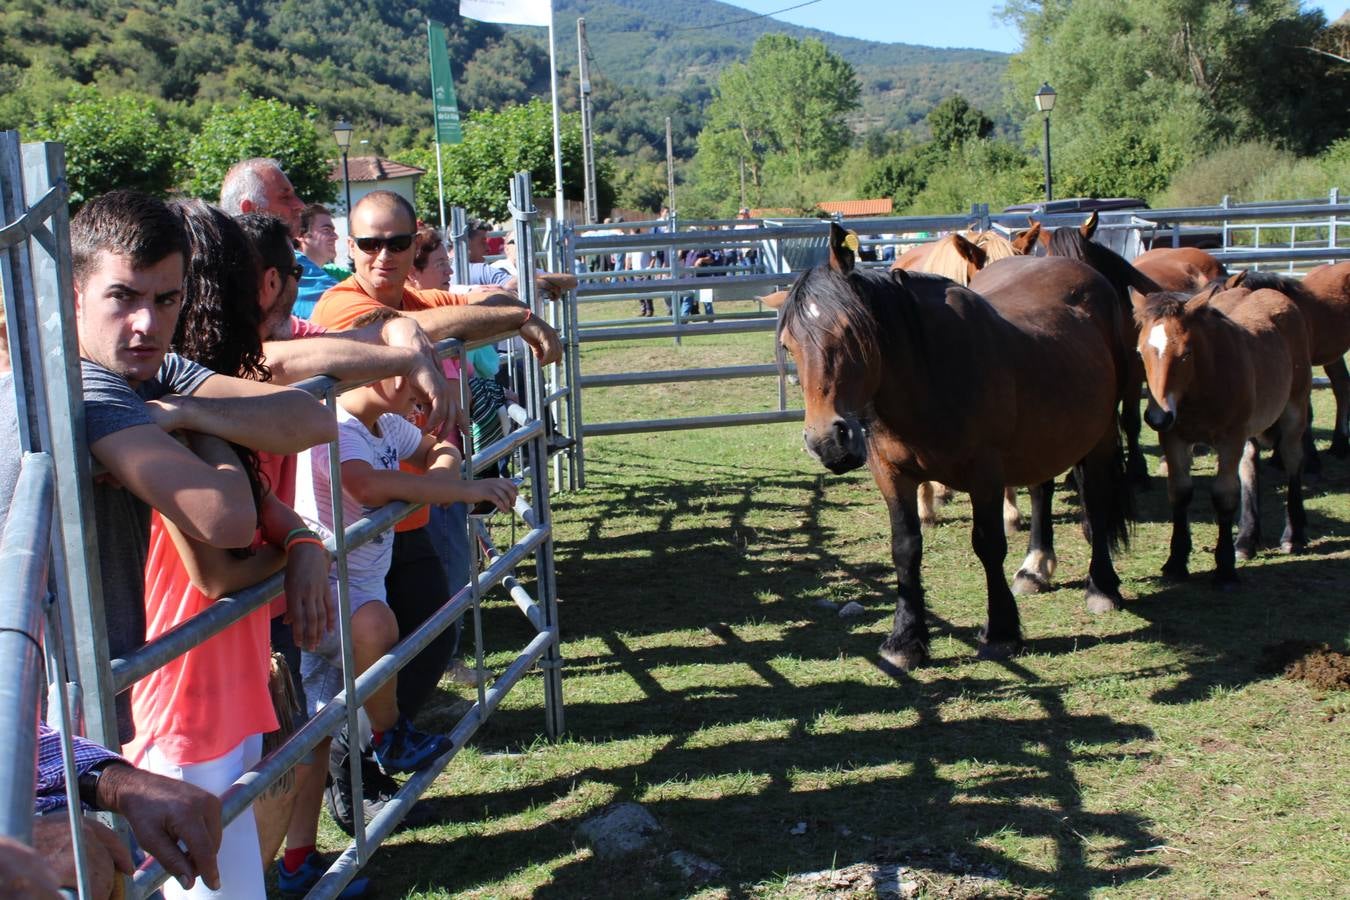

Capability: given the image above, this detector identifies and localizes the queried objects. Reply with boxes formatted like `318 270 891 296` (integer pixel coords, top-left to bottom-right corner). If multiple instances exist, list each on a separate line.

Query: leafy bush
183 97 334 203
34 88 184 205
902 140 1037 215
1156 141 1298 207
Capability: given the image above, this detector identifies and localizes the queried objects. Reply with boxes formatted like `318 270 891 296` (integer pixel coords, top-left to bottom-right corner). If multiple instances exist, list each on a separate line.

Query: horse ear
1225 269 1248 290
952 232 987 268
1080 210 1099 239
760 290 789 309
1011 222 1041 255
827 222 856 274
1186 281 1222 313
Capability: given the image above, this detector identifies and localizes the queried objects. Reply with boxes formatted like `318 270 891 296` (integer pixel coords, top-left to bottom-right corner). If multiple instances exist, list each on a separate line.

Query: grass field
310 302 1349 899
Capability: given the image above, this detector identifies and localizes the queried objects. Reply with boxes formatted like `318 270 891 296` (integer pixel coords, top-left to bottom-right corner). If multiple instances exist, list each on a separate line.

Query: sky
729 1 1349 53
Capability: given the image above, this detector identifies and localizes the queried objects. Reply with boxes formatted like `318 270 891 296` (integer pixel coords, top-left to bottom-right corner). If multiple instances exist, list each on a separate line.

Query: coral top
127 512 278 766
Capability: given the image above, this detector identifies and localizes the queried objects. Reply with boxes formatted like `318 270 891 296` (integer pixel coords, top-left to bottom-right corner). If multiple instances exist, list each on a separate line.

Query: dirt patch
1257 641 1350 692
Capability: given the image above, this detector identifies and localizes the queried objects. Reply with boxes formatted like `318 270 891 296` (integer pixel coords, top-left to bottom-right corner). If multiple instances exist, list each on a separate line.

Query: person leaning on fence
293 203 342 319
289 310 516 821
123 202 339 899
59 191 334 744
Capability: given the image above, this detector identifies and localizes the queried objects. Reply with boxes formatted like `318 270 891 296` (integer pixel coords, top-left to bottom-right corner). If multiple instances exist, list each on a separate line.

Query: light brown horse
1236 264 1350 468
777 224 1134 670
1135 279 1311 584
1133 247 1228 293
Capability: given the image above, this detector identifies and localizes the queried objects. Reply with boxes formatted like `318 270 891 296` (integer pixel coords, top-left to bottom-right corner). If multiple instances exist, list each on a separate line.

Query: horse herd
765 219 1350 672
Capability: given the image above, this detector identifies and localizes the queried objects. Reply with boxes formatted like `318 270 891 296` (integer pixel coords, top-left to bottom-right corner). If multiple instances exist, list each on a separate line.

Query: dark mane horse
777 224 1135 671
1036 213 1162 486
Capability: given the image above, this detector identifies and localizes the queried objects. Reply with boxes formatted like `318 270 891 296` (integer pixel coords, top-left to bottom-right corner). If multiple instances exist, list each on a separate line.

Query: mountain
552 0 1010 132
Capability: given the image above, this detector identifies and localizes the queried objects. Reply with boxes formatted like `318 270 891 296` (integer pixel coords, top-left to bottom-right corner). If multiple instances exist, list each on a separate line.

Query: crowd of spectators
0 157 567 898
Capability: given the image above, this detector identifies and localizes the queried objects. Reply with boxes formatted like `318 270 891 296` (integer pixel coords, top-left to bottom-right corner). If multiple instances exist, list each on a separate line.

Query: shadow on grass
361 435 1350 898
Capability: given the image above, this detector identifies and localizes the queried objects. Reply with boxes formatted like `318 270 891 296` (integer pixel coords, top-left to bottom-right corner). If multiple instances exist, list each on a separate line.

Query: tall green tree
926 95 994 150
1002 0 1350 199
692 34 861 214
396 99 609 224
34 88 184 205
183 97 335 203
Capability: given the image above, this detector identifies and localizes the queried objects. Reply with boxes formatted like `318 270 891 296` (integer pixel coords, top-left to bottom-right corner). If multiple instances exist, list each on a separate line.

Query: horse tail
1075 414 1137 553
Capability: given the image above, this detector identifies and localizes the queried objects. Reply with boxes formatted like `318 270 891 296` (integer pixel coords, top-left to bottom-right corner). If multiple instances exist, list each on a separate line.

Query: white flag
459 0 551 27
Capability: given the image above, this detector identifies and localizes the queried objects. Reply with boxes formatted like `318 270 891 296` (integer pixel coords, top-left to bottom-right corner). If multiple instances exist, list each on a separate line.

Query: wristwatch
76 758 124 809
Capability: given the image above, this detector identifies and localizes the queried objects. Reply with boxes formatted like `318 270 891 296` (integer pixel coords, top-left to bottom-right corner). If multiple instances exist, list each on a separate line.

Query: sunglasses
353 233 414 254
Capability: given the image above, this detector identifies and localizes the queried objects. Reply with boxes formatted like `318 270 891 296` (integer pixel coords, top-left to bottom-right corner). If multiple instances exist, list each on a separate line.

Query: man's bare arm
403 291 562 365
91 428 256 548
150 375 336 453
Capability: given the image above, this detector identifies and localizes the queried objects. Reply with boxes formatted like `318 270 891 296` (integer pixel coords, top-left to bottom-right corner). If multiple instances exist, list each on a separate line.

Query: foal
1135 284 1312 584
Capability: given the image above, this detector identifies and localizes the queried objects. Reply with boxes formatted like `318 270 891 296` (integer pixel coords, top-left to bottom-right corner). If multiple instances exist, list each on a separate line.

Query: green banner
427 20 463 145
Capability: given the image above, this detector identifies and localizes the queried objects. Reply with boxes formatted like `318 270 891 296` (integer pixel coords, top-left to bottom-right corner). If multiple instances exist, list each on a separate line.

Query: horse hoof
1160 561 1189 581
1085 587 1120 614
878 639 928 672
920 514 937 529
1280 540 1304 555
976 639 1023 661
1012 569 1051 595
1329 438 1350 459
1234 546 1256 562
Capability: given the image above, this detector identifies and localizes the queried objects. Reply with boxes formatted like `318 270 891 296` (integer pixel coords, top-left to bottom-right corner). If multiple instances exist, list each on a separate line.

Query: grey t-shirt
81 355 213 740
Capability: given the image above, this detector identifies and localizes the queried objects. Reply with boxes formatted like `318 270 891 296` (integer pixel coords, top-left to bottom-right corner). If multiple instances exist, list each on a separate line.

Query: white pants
140 734 266 900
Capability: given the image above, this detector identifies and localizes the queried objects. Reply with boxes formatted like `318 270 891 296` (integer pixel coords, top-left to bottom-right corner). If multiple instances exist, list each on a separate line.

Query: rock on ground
838 601 866 618
667 850 722 883
577 802 664 860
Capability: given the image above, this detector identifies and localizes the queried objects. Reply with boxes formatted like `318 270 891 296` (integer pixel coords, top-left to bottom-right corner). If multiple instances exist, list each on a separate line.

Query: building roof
815 198 893 217
329 156 426 183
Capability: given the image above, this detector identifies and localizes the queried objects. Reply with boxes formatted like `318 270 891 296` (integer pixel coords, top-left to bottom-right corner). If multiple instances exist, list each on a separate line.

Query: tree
34 88 184 205
926 95 994 150
183 97 334 202
395 99 608 223
691 34 861 215
1002 0 1350 199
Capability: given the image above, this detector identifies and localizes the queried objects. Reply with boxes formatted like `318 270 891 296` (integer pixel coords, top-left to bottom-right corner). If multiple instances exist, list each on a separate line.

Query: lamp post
1034 82 1056 203
333 119 354 267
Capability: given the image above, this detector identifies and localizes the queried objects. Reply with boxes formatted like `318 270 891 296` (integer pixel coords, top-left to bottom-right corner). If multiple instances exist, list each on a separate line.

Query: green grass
306 320 1350 899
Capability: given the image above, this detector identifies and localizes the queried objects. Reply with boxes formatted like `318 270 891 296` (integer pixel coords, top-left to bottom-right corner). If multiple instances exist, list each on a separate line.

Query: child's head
346 307 419 417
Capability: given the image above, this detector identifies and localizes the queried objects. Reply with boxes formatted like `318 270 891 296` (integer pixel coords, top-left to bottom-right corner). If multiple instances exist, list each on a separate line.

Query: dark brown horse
1034 213 1163 486
1235 264 1350 468
777 224 1134 670
1135 279 1311 584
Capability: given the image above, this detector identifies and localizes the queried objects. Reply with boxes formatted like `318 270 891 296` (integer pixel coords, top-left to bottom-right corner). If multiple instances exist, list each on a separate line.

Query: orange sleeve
311 278 391 331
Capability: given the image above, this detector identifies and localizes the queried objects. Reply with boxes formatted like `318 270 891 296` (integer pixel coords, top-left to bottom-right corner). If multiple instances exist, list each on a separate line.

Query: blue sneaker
276 851 371 897
372 715 452 774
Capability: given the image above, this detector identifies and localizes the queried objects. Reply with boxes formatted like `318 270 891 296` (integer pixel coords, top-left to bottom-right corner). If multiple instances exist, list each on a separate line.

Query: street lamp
333 119 354 266
1033 83 1056 203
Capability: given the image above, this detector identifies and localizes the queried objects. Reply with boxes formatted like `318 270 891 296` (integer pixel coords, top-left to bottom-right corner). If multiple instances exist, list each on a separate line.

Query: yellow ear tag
842 232 860 256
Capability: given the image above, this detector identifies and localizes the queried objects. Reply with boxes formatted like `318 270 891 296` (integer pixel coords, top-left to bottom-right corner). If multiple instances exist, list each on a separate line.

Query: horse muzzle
1144 397 1176 432
805 416 868 473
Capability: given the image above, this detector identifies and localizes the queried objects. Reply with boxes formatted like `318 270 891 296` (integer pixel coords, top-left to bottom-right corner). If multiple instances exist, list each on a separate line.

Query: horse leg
1003 486 1024 534
1326 357 1350 458
1276 401 1309 553
1160 435 1194 580
878 471 929 671
1076 435 1130 613
1012 480 1056 595
1121 378 1150 488
1210 440 1244 588
1235 438 1262 561
1300 399 1322 477
970 483 1023 660
917 482 937 529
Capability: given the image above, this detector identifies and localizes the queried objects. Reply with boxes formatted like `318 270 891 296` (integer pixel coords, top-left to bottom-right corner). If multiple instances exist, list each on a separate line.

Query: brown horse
777 224 1134 670
1035 213 1163 486
893 230 1031 533
1133 247 1228 293
1236 264 1350 467
1135 279 1311 584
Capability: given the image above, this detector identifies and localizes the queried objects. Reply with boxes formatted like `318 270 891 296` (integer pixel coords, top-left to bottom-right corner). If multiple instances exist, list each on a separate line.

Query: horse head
1135 285 1220 431
779 223 886 473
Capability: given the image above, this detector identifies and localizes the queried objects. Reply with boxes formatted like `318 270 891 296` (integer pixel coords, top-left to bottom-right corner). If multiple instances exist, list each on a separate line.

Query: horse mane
923 234 977 285
1235 270 1314 304
781 263 931 370
1135 290 1209 329
1045 227 1161 297
972 230 1018 261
